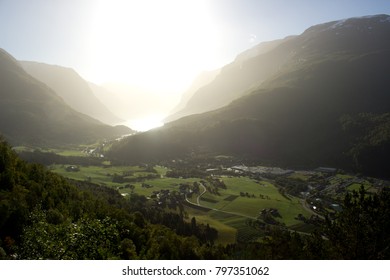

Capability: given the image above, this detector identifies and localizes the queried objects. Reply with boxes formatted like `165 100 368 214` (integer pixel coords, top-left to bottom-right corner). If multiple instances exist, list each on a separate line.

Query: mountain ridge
20 61 123 125
108 14 390 177
0 48 132 146
164 35 296 123
164 69 220 123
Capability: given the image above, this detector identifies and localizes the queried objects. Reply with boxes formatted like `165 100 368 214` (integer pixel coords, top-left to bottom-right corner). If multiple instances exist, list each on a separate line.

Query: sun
87 0 218 93
125 115 165 132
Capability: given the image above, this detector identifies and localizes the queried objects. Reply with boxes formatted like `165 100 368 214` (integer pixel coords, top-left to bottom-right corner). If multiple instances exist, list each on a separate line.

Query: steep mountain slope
87 82 122 118
0 49 131 146
108 15 390 177
164 68 220 123
20 61 123 125
164 36 295 122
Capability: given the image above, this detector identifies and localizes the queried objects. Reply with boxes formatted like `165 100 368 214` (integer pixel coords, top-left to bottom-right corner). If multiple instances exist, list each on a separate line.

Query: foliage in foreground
1 138 390 259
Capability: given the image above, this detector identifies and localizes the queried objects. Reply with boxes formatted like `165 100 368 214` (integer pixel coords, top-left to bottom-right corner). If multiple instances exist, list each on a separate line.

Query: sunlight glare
122 115 164 132
87 0 218 93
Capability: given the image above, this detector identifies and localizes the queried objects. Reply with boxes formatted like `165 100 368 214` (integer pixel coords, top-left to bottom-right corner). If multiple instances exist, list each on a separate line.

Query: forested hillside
1 138 390 259
0 138 219 259
109 15 390 178
0 49 131 146
164 36 294 122
21 61 123 125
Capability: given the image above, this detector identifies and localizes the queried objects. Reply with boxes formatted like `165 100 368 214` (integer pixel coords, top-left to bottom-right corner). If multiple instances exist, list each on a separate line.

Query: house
66 165 79 172
330 204 343 212
315 167 337 175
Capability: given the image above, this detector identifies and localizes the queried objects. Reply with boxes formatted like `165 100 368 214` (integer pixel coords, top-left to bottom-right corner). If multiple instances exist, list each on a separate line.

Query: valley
1 13 390 260
35 145 387 245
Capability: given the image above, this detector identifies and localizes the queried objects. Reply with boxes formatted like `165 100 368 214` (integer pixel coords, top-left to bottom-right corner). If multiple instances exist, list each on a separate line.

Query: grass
289 223 317 233
154 165 170 176
50 164 151 187
51 164 312 241
189 214 237 245
200 197 219 203
287 172 311 181
224 195 239 202
329 174 354 185
336 174 355 180
197 177 309 226
12 146 34 152
347 182 375 193
51 148 86 157
13 146 87 157
119 177 200 197
187 176 312 241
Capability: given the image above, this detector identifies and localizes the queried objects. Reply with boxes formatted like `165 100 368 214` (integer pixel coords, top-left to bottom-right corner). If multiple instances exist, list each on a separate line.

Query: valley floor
46 152 388 245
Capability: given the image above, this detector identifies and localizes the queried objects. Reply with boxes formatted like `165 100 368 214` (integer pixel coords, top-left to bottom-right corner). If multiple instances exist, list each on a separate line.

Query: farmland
46 151 388 246
41 151 389 247
49 163 313 244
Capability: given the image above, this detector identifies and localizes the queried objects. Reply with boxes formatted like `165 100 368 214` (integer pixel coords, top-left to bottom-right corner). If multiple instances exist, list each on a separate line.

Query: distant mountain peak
109 14 390 179
304 14 390 35
20 61 124 125
329 14 390 29
0 50 132 146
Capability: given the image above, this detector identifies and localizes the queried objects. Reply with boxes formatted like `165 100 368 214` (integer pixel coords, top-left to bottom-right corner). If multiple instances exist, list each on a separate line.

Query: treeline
166 168 207 179
275 177 308 196
17 149 102 166
341 112 390 178
125 193 218 244
1 138 390 259
231 187 390 259
107 115 390 180
0 138 221 259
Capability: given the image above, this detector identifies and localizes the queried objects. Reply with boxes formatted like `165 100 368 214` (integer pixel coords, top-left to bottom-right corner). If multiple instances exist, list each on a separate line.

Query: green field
189 213 237 244
347 182 376 193
50 165 312 244
50 164 155 187
120 177 200 197
197 177 309 226
14 145 92 157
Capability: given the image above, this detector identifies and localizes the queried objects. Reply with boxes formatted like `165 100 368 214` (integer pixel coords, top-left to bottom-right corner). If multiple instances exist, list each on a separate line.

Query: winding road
184 182 313 236
185 183 263 220
196 183 207 205
299 199 325 219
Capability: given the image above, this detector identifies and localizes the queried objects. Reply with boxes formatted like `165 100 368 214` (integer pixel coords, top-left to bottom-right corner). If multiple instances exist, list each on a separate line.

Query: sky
1 0 389 91
1 0 390 130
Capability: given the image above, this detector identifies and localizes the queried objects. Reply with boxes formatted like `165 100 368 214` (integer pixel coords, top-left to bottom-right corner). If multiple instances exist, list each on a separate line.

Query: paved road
196 183 207 205
185 192 257 220
185 185 312 236
299 199 325 220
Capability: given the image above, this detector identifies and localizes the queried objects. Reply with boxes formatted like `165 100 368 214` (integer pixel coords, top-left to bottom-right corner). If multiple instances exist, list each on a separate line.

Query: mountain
108 15 390 177
0 139 221 259
164 36 295 122
20 61 123 125
0 49 132 146
164 69 220 123
87 82 130 120
100 83 173 122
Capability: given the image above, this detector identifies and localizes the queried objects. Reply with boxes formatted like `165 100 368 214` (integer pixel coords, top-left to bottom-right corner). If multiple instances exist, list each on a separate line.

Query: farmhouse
231 165 248 173
206 168 219 172
251 166 293 176
231 165 294 176
315 167 337 175
330 204 342 212
66 165 79 172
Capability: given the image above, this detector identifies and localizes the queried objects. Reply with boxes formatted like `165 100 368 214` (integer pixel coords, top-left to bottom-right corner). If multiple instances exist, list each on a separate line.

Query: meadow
50 164 312 244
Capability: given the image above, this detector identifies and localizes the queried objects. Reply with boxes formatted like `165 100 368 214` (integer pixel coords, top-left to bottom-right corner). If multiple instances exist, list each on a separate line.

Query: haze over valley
1 0 390 261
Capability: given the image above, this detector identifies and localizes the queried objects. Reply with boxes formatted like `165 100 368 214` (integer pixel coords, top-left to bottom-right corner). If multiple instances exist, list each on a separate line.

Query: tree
191 217 197 232
324 187 390 259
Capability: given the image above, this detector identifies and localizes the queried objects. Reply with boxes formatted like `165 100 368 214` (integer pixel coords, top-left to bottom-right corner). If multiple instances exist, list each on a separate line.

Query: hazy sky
1 0 389 95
